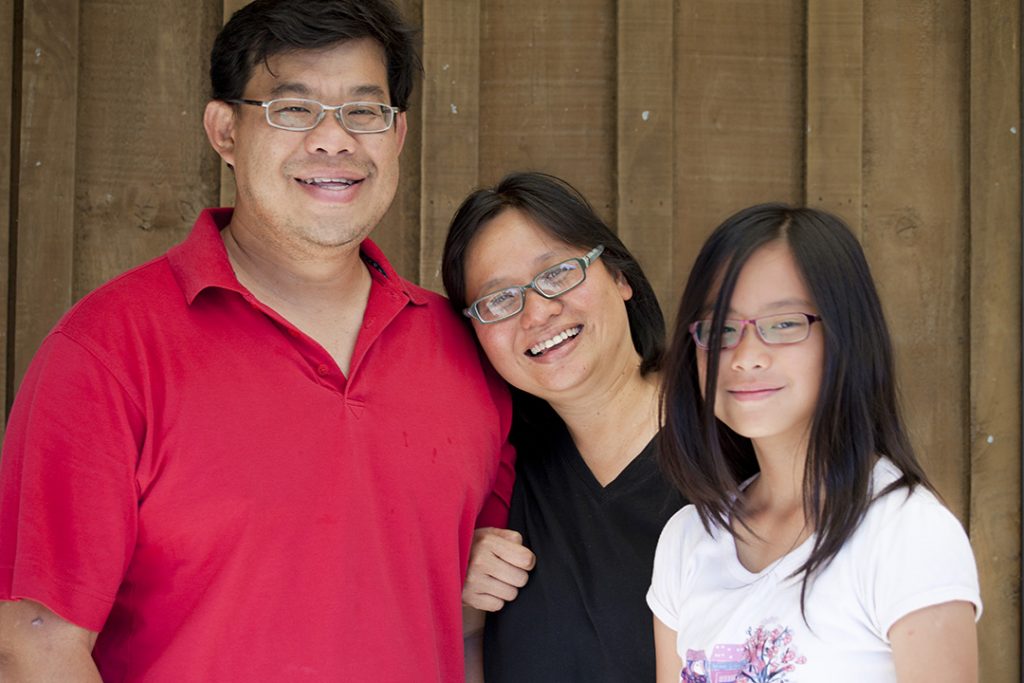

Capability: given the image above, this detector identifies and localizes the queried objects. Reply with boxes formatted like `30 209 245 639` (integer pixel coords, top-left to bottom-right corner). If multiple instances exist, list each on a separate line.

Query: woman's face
696 241 825 455
463 208 636 404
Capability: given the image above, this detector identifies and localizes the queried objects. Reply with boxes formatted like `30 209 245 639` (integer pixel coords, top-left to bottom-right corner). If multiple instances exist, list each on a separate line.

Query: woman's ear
615 270 634 302
203 100 238 167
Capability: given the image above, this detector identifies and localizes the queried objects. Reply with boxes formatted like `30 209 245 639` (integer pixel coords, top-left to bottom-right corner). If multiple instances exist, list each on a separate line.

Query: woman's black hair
659 203 933 611
210 0 422 111
441 171 665 376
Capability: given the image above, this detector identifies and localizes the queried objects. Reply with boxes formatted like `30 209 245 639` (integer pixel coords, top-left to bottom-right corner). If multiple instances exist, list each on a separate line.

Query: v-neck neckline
560 424 659 498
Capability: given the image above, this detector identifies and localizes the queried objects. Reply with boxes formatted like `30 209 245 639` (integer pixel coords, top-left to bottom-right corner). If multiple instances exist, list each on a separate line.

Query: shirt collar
167 207 427 307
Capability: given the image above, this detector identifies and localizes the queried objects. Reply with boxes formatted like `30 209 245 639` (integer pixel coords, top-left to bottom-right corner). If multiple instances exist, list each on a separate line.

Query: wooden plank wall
1 0 1019 677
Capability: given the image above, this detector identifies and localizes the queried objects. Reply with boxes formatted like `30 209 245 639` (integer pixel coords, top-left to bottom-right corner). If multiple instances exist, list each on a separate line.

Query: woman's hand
462 527 536 611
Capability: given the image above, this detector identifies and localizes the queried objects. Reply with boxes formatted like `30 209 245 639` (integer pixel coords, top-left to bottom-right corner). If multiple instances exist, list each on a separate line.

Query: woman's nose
519 290 563 327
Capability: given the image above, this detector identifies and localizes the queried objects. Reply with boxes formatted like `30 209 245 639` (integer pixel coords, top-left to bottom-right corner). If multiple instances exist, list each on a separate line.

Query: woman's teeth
528 326 582 356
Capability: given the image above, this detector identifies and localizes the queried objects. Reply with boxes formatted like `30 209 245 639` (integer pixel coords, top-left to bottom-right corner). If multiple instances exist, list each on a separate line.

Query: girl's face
697 241 824 455
463 208 636 404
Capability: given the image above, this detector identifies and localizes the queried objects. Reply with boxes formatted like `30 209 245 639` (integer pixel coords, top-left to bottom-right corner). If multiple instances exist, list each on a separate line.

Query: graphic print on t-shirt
680 620 807 683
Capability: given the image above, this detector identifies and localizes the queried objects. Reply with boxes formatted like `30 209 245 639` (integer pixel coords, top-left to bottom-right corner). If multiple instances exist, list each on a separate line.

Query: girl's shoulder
865 458 954 527
657 503 731 560
850 458 982 631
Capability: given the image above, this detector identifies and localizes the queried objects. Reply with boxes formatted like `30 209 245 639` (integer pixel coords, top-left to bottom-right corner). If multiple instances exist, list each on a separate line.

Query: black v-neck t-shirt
483 418 687 682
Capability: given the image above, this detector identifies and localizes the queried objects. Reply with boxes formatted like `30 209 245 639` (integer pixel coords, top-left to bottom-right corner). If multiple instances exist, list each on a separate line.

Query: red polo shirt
0 208 514 681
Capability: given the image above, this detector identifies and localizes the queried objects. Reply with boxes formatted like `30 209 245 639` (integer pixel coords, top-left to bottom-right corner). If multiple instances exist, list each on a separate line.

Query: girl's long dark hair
659 203 933 610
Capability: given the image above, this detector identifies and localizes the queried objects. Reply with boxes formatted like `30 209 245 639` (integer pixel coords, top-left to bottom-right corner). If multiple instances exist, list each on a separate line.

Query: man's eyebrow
268 82 312 97
265 82 389 102
350 84 388 100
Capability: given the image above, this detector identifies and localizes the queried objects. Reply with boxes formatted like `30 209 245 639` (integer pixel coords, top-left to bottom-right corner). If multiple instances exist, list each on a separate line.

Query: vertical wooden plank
74 0 222 297
969 0 1021 678
374 0 423 284
13 0 78 389
673 1 805 297
617 0 674 320
805 0 863 233
417 0 478 292
862 0 969 517
0 0 12 425
479 0 616 220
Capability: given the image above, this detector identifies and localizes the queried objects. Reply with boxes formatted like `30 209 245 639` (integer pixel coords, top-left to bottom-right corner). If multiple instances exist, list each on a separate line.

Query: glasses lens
476 288 524 323
691 320 713 348
534 260 584 297
341 102 393 132
757 313 811 344
691 320 742 349
267 99 321 130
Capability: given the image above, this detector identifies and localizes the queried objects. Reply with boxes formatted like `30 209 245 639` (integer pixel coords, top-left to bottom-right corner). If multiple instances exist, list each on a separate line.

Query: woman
650 204 981 682
442 172 686 681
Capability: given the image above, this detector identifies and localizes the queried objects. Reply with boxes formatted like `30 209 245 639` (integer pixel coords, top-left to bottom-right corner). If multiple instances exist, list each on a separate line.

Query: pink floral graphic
739 621 806 682
678 620 806 683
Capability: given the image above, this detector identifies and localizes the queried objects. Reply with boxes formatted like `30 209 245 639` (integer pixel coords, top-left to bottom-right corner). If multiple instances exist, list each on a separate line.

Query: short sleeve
0 331 143 632
475 440 516 528
474 359 516 529
866 488 982 638
647 506 691 629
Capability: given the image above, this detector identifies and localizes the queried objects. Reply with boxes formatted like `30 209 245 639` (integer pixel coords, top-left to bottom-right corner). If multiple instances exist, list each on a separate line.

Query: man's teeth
301 177 356 187
529 326 581 356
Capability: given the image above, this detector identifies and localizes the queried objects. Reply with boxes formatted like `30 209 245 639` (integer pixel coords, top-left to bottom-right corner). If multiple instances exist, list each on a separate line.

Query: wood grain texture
862 0 969 518
805 0 863 234
371 0 423 284
0 0 12 423
479 0 616 220
417 0 476 291
616 0 675 322
75 0 221 298
13 0 79 390
673 0 805 293
968 0 1021 678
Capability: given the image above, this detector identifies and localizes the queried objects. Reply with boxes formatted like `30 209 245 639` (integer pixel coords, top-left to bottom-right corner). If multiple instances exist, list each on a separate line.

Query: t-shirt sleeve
474 360 516 529
647 506 690 629
865 488 982 638
475 440 516 528
0 331 143 632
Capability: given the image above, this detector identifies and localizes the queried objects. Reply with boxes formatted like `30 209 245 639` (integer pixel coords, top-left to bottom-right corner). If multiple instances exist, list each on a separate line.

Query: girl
649 204 980 682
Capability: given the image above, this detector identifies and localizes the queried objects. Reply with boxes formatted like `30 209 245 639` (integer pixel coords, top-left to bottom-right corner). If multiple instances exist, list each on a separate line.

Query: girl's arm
889 600 977 683
654 615 683 683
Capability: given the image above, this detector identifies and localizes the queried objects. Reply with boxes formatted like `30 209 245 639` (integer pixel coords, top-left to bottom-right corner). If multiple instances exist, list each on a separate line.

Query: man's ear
204 100 238 167
392 110 408 155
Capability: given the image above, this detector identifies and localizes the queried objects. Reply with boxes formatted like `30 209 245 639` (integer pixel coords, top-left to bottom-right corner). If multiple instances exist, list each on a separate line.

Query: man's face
207 38 407 255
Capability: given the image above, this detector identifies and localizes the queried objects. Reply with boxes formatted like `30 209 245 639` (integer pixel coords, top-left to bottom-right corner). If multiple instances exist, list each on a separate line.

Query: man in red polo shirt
0 1 514 680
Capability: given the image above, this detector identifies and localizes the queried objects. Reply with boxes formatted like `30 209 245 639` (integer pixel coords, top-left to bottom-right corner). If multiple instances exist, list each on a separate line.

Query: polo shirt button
317 364 330 376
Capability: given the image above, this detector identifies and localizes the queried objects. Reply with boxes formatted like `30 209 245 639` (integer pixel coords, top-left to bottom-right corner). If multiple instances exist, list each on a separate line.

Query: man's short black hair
210 0 421 110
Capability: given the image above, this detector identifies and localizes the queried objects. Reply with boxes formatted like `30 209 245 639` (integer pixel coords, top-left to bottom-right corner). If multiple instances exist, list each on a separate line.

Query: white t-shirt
647 458 981 682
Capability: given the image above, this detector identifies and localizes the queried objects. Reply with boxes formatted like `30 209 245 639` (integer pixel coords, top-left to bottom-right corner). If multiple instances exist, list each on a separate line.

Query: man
0 1 514 680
